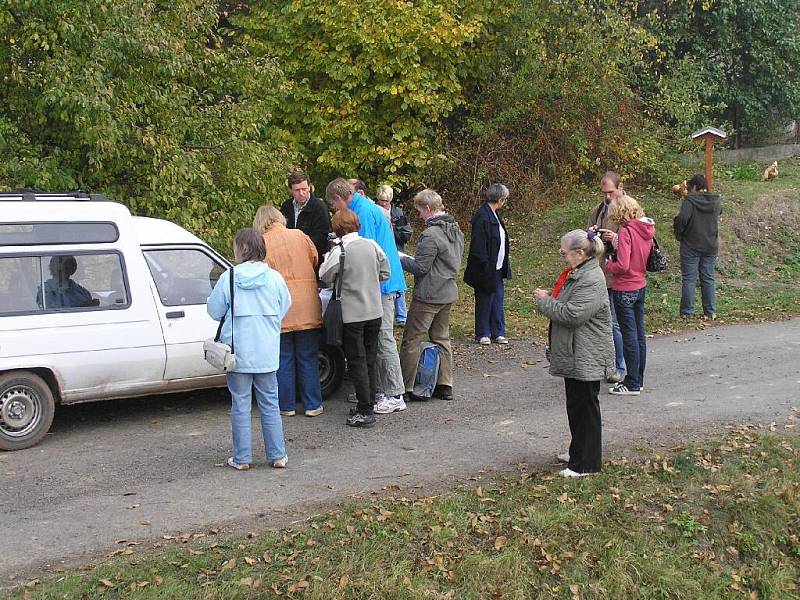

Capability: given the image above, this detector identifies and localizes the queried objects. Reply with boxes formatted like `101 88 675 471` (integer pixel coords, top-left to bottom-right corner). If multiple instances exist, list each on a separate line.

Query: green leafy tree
235 0 505 188
0 0 296 250
436 0 675 206
631 0 800 146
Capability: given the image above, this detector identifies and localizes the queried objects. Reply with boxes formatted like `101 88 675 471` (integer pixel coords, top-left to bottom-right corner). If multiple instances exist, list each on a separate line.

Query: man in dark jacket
463 183 512 344
673 174 722 319
280 171 331 261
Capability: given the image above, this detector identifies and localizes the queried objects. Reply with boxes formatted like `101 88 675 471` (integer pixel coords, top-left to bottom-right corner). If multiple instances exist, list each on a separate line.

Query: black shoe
433 385 453 401
404 391 428 402
346 412 376 427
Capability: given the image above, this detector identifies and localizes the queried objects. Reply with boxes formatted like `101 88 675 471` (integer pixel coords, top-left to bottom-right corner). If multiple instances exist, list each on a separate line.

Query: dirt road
1 319 798 579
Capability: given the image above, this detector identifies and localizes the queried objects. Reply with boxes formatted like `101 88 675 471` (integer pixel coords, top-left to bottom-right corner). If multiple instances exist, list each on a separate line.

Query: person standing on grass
463 183 512 345
375 184 413 327
588 171 629 384
280 171 331 263
327 177 408 415
319 208 389 428
673 173 722 320
207 228 291 470
534 229 613 477
254 205 324 418
604 196 654 397
399 189 464 403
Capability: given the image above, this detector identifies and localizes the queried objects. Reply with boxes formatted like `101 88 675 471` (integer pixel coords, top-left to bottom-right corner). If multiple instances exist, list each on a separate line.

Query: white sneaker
557 452 570 463
493 336 509 344
478 337 491 345
559 468 589 478
374 394 407 414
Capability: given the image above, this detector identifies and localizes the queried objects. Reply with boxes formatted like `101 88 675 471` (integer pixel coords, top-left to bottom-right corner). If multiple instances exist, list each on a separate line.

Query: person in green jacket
534 229 615 477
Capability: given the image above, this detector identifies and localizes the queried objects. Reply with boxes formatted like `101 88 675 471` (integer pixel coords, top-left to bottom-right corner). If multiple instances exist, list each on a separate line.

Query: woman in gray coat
533 229 615 477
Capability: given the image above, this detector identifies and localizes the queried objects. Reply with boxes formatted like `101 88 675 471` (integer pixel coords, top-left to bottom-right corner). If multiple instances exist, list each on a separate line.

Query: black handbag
646 237 668 272
322 243 345 346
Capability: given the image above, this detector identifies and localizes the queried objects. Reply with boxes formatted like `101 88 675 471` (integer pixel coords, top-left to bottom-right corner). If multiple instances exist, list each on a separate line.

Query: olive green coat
536 258 615 381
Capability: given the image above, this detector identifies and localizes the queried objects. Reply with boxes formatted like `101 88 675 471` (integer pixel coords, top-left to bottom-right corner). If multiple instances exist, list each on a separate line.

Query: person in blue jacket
463 183 512 344
207 228 292 471
328 178 407 415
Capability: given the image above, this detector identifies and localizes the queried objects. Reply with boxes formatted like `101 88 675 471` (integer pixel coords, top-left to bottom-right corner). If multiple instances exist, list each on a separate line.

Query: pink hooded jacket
605 217 655 291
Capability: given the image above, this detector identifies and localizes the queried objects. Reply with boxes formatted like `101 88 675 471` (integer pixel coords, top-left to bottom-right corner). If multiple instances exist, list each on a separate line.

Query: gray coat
401 213 465 304
536 258 615 381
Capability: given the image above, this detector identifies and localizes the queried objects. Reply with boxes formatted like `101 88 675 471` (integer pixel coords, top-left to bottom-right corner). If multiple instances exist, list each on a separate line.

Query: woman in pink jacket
603 196 654 396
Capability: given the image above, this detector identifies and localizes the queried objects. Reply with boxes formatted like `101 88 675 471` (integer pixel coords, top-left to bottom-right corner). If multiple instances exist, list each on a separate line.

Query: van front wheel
0 371 55 451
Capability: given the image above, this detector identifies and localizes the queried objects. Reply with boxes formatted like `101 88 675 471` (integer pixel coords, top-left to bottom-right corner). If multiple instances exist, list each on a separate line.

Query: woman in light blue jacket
208 228 291 470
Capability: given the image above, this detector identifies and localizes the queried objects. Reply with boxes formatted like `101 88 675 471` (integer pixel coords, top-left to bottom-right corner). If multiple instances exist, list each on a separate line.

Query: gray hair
413 188 444 211
233 228 266 263
376 184 394 203
253 204 286 233
561 229 605 259
486 183 509 204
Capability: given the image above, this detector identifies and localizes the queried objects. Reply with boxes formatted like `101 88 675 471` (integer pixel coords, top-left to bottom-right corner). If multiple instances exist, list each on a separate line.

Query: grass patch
6 425 799 599
448 158 800 339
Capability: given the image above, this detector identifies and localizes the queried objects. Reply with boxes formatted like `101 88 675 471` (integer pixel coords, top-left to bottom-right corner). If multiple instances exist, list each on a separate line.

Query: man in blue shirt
328 178 408 414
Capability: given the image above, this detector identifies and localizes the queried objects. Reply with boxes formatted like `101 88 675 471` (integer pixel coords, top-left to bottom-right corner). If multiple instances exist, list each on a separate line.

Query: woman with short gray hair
463 183 512 344
533 229 614 477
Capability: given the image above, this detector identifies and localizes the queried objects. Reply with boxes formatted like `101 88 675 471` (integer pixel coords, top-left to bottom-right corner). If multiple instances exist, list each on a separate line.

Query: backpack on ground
413 343 440 399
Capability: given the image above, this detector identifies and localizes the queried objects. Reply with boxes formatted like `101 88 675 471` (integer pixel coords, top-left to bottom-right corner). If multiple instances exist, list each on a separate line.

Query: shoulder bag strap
228 267 235 353
334 242 345 300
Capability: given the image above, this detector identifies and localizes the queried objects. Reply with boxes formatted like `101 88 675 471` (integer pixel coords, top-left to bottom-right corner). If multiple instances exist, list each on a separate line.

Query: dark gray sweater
673 192 723 254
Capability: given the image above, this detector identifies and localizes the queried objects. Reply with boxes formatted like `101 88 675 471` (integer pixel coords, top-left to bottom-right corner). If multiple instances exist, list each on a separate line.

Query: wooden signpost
691 126 727 191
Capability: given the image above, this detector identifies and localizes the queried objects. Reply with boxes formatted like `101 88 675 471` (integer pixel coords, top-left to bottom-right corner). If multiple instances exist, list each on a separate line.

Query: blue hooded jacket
349 192 406 294
207 261 291 373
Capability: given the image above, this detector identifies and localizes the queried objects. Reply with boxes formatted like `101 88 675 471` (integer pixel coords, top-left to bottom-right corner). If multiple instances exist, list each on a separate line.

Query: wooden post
691 127 727 192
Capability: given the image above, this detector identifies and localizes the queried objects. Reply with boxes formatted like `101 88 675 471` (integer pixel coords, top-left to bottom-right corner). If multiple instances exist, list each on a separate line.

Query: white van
0 193 343 450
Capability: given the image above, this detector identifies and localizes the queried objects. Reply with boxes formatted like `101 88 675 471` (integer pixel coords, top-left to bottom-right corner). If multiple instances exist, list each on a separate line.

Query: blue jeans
394 291 408 324
613 287 647 391
680 245 717 317
474 272 506 340
227 371 286 464
277 329 323 412
608 288 626 374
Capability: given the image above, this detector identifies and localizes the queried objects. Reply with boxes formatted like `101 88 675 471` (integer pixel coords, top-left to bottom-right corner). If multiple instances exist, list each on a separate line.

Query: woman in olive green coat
534 230 614 477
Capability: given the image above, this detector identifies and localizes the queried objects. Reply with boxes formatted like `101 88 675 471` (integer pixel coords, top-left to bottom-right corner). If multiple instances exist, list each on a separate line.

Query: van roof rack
0 192 112 202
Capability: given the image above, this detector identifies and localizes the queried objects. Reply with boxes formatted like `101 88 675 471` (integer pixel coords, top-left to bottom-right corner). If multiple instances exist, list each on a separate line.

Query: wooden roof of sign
691 126 727 140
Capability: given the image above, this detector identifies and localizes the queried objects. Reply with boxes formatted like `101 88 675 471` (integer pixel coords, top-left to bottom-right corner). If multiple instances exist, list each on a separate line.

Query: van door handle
166 311 185 319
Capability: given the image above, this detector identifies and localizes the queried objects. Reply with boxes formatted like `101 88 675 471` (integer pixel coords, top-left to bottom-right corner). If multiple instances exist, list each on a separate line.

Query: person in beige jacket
254 205 324 417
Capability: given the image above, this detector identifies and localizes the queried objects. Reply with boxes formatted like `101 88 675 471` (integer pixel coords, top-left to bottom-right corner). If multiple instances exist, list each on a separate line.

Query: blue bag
413 342 440 399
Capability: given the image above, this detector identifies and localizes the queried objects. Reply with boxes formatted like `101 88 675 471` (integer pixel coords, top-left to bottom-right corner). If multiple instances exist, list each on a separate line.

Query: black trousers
564 378 602 473
343 318 382 415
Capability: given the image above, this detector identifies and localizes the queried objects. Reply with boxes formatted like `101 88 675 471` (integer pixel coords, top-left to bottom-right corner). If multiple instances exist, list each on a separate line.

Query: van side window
0 253 129 315
143 249 225 307
0 256 43 314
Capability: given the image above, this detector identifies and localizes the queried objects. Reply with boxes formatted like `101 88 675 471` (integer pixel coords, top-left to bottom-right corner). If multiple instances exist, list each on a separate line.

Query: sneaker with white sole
271 456 288 469
227 457 250 471
493 336 509 344
279 410 296 416
557 452 570 463
304 407 324 417
559 467 589 478
609 383 640 396
477 336 491 345
374 394 407 414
